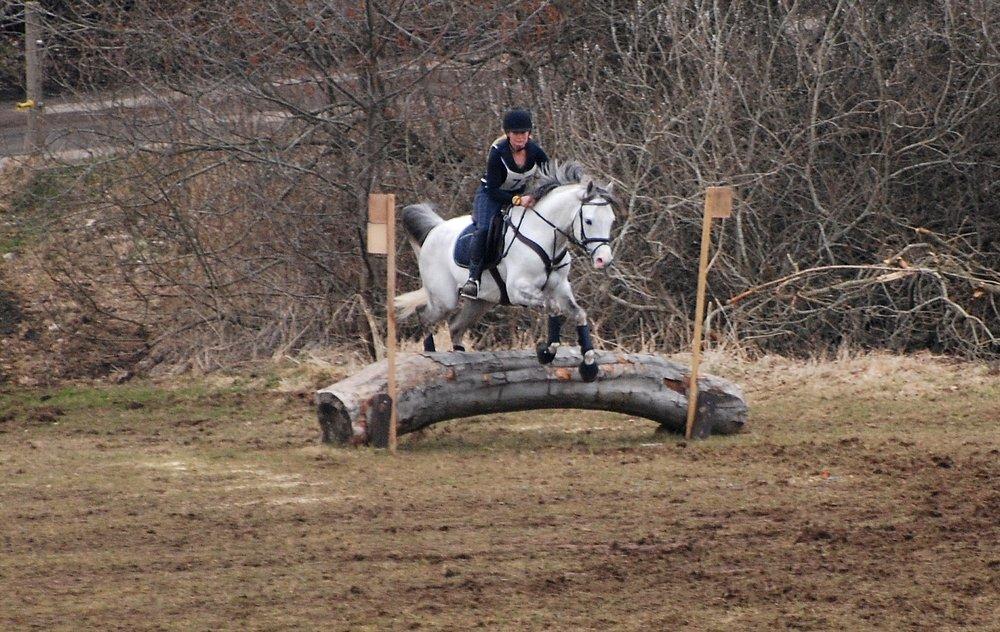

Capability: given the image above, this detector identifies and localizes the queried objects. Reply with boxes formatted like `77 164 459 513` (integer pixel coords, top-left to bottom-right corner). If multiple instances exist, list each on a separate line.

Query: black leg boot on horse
577 323 599 382
536 315 564 364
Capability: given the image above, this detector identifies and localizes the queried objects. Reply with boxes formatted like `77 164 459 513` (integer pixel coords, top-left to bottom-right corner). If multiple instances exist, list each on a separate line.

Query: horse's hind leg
447 299 491 351
422 333 436 352
417 301 449 353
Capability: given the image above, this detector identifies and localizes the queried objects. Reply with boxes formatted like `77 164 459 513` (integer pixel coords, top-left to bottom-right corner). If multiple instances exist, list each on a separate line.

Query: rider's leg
466 229 488 280
461 186 500 299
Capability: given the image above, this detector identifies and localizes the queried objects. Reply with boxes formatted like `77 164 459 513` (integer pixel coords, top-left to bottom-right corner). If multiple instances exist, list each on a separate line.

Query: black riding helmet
502 109 532 132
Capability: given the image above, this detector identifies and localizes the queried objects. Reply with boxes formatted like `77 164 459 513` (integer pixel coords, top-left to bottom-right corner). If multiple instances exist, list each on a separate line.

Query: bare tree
5 0 996 380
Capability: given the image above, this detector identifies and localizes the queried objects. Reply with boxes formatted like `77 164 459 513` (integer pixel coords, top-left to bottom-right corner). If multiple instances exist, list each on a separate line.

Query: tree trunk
316 350 747 446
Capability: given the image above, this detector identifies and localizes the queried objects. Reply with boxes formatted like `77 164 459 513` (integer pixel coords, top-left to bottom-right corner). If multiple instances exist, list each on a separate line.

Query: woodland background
0 0 997 380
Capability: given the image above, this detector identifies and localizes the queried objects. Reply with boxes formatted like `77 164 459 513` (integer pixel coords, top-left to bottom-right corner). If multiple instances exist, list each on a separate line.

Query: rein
501 195 613 289
527 196 613 254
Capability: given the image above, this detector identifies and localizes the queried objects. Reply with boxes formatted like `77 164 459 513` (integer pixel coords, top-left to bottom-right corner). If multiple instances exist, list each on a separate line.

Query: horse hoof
536 343 556 364
579 361 599 382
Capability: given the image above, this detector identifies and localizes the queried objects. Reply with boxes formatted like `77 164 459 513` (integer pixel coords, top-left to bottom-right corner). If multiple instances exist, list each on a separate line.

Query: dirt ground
0 352 998 631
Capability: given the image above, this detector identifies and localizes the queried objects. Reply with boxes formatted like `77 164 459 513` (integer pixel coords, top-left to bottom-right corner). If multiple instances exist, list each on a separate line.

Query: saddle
453 210 507 270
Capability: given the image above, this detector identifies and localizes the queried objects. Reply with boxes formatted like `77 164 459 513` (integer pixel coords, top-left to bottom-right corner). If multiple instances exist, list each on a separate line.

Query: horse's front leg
505 271 565 362
507 276 548 309
536 311 564 365
555 283 599 382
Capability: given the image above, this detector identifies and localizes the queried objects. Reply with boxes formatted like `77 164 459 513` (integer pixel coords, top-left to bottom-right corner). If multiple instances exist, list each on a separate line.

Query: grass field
1 353 998 631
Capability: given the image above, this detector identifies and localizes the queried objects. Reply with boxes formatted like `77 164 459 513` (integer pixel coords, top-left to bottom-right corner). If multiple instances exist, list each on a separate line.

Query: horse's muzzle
592 244 614 269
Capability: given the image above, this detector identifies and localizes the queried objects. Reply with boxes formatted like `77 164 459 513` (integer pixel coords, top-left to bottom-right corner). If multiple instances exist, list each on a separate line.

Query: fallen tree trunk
316 350 747 446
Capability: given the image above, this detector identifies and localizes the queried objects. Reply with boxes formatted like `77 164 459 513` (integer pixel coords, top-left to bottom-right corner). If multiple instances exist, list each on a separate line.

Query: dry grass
0 352 998 630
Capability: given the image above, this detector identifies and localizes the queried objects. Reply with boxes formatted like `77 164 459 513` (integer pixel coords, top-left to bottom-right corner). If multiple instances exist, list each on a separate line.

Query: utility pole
23 1 43 155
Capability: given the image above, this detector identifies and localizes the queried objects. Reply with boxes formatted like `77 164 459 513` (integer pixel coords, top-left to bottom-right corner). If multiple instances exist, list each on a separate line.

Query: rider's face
507 130 530 150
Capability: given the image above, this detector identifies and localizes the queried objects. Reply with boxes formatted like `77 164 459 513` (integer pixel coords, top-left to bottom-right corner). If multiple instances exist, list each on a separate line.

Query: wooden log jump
316 350 747 446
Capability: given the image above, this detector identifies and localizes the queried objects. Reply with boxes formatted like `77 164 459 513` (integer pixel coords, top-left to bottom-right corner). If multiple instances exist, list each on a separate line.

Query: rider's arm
513 144 548 208
483 146 517 206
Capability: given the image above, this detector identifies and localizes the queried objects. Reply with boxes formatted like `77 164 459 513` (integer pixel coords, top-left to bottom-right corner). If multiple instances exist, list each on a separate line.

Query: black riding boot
460 227 489 299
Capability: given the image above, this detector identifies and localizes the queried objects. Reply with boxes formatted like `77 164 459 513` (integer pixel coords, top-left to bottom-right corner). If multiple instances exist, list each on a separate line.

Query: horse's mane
529 161 585 199
529 161 615 204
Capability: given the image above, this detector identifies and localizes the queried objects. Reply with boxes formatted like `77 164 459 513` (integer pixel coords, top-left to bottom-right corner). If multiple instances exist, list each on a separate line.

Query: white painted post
23 1 43 155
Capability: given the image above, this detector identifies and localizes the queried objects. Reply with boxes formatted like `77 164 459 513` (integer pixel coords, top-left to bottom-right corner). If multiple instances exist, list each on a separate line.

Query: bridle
526 195 614 259
500 193 615 290
572 197 614 258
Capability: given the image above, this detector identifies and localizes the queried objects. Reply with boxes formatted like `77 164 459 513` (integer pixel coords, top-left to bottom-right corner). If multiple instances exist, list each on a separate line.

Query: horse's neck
514 186 578 249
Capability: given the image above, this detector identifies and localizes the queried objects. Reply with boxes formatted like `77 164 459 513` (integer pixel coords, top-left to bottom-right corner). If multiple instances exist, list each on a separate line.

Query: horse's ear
605 181 615 195
584 181 595 198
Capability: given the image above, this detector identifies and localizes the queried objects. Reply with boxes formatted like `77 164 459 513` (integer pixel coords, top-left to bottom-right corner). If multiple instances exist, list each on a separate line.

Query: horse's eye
585 219 593 226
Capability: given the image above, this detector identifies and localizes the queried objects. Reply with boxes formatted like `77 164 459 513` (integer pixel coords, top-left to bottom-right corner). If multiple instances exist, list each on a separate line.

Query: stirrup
459 279 480 299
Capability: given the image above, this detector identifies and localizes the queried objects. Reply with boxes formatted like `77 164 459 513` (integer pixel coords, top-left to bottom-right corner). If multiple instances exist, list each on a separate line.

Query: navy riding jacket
480 137 550 206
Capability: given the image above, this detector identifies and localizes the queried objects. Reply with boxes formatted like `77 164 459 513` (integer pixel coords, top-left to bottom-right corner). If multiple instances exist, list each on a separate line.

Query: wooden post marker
23 1 43 155
686 186 733 440
367 193 398 452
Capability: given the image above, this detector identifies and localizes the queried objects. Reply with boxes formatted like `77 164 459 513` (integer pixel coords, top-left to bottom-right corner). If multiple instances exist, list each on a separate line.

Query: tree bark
316 350 747 446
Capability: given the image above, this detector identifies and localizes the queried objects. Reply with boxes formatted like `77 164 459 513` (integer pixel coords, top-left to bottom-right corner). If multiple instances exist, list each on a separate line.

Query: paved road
0 91 180 159
0 78 330 161
0 62 466 164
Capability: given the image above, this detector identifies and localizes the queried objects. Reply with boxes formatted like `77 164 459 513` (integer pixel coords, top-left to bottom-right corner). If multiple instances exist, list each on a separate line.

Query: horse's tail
396 204 440 320
395 288 429 320
401 202 444 253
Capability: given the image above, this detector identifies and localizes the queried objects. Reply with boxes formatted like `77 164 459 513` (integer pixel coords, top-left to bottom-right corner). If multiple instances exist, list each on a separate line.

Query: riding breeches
468 185 502 279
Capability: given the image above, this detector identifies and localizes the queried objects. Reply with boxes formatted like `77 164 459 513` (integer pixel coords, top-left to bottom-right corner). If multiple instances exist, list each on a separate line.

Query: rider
459 108 550 299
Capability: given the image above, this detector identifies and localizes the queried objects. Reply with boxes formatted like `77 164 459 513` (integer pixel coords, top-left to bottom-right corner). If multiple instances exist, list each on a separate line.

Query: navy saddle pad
453 223 477 269
453 214 506 269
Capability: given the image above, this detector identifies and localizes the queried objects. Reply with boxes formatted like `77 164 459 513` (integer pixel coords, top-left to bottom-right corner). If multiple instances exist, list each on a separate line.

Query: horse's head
528 162 618 269
576 180 616 269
